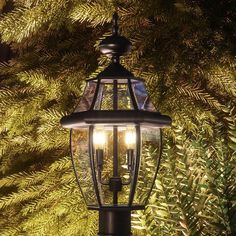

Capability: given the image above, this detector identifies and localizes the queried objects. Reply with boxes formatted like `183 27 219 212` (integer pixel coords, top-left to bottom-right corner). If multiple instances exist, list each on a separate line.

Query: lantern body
60 13 172 236
62 71 171 210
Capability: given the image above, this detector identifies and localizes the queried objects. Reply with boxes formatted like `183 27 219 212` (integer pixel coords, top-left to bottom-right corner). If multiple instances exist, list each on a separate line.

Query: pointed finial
112 12 119 36
99 12 131 60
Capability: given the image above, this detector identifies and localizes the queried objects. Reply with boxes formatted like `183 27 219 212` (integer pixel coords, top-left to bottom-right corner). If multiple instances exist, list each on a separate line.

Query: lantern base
98 210 131 236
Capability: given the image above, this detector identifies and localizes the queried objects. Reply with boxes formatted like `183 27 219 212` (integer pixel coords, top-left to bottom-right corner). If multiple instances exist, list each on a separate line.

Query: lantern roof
97 62 134 79
61 12 171 129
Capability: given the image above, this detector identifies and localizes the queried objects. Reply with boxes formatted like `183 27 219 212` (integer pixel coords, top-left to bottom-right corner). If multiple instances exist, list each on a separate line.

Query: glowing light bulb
125 129 136 149
93 130 106 149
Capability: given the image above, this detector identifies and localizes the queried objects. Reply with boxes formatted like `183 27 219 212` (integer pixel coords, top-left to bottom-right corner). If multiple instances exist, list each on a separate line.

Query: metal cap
99 12 131 59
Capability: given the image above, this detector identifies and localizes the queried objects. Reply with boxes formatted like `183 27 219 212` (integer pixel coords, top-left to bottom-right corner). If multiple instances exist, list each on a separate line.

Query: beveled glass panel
75 81 97 112
71 128 97 205
133 126 161 205
132 80 155 111
94 79 134 111
94 82 113 110
118 83 133 110
101 83 114 110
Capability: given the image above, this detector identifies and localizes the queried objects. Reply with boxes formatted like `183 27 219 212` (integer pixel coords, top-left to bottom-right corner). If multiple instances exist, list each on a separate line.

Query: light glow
93 130 106 149
125 129 136 149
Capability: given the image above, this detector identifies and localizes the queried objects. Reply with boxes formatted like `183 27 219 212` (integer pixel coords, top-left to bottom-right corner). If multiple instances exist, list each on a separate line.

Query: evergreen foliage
0 0 235 235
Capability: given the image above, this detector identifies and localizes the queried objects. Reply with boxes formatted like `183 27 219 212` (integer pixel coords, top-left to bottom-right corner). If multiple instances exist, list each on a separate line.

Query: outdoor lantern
61 13 171 236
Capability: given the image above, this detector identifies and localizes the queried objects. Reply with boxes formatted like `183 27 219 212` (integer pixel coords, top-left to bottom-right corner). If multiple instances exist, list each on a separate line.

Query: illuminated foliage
0 0 235 235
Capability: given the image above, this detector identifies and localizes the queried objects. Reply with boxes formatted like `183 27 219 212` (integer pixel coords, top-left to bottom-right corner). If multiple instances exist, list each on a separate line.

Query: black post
98 210 132 236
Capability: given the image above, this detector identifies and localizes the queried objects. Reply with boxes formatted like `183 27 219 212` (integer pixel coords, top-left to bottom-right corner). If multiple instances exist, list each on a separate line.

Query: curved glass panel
75 80 97 112
133 127 161 205
131 80 156 111
92 125 136 206
71 128 97 205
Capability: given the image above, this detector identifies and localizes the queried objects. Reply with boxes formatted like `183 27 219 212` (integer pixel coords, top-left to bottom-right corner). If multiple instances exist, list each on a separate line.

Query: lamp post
61 13 171 236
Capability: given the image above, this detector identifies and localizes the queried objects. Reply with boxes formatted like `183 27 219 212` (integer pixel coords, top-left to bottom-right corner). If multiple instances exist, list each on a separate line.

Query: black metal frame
61 12 172 236
65 71 170 210
61 110 171 128
90 125 141 208
90 78 101 110
70 126 163 210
